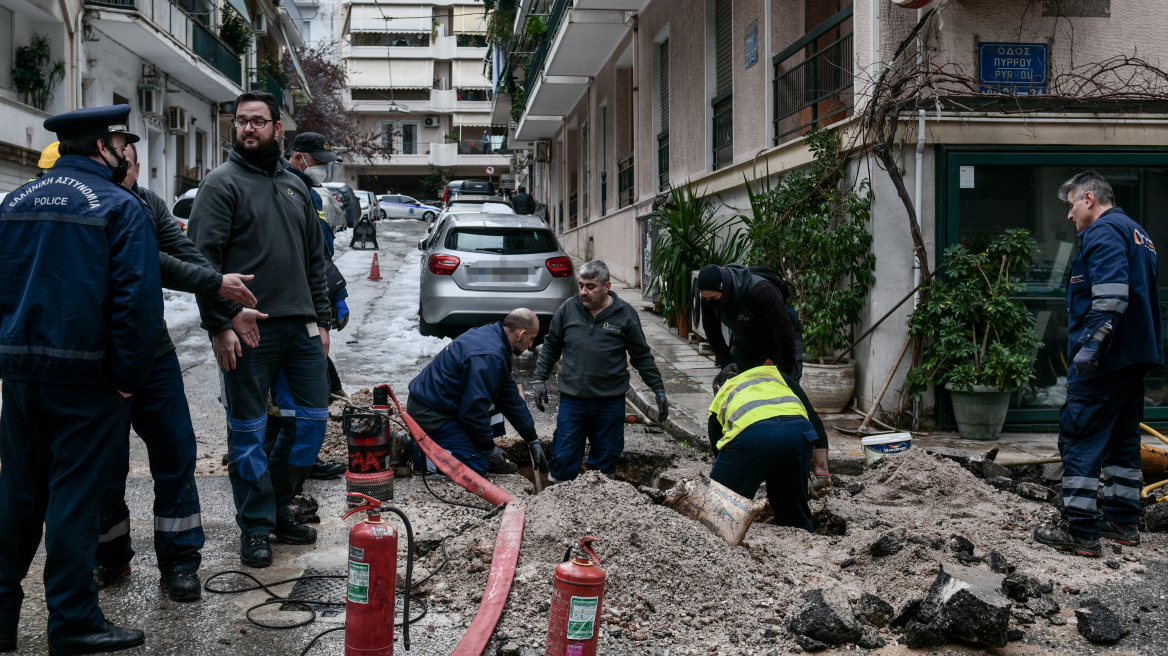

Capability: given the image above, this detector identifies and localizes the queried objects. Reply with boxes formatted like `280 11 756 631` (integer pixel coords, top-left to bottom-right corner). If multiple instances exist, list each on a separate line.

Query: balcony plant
648 185 748 338
738 127 874 412
13 35 65 110
257 56 291 90
905 229 1040 440
219 5 254 56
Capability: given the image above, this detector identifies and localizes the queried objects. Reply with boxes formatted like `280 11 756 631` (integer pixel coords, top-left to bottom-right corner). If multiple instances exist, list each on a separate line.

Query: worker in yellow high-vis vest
708 365 827 531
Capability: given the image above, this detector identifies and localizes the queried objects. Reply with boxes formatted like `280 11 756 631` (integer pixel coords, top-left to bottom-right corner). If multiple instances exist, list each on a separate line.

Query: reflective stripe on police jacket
708 365 807 450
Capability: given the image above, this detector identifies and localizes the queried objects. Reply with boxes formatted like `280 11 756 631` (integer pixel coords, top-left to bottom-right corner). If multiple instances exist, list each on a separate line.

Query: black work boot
1034 522 1102 557
1 616 16 652
160 570 202 602
272 521 318 545
240 533 273 568
48 621 144 656
308 459 346 480
93 561 131 589
1100 521 1140 546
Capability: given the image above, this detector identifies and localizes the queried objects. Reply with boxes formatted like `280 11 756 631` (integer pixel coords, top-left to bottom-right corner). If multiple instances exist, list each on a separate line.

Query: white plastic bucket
861 432 913 465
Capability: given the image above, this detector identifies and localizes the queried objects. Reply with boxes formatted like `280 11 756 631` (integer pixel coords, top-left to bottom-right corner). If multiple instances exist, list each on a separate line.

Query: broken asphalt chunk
1075 598 1129 644
916 563 1012 648
785 588 863 646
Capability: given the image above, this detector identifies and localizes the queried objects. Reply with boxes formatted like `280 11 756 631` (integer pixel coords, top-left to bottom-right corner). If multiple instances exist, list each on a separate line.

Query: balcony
84 0 243 100
772 4 854 144
248 70 293 115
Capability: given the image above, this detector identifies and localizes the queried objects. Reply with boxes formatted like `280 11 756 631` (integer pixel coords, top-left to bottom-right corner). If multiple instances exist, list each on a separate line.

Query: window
457 89 491 101
378 122 394 150
445 228 559 255
402 123 418 154
351 33 431 47
580 121 589 223
598 106 607 217
0 7 13 89
712 0 733 169
353 89 429 101
456 34 488 47
657 39 670 191
939 149 1168 428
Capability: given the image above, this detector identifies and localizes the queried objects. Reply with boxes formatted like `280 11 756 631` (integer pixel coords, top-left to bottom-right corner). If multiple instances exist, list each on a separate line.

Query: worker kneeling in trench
707 365 831 531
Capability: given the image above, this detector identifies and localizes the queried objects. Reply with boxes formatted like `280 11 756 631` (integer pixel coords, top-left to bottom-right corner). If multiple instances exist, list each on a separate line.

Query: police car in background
377 194 439 221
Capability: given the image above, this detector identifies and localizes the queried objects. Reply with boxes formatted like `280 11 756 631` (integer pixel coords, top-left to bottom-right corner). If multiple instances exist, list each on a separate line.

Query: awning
453 60 491 89
347 58 434 89
453 5 487 34
225 0 250 22
349 4 431 33
453 112 493 127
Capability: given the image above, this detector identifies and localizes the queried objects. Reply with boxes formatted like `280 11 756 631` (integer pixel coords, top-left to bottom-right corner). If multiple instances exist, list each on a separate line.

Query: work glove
533 381 549 412
333 300 350 331
808 473 833 500
528 441 549 474
1073 339 1102 375
487 447 519 475
712 363 738 393
655 390 669 423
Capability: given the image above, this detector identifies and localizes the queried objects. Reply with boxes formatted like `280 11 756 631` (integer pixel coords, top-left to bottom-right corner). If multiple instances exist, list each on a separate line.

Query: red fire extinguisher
343 492 415 655
546 536 605 656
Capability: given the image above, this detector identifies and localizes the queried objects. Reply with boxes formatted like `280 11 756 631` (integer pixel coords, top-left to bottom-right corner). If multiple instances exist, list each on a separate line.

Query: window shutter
0 8 12 90
714 0 733 94
660 39 670 133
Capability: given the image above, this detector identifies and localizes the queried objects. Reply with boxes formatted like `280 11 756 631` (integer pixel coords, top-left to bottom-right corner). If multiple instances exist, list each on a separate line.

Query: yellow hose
1139 423 1168 501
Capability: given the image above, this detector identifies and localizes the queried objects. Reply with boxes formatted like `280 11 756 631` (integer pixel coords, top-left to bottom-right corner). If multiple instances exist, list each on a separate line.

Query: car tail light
546 256 573 277
428 254 461 275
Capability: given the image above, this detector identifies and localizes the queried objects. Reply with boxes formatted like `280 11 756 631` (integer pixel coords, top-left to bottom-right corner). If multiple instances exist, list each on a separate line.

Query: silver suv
418 213 576 337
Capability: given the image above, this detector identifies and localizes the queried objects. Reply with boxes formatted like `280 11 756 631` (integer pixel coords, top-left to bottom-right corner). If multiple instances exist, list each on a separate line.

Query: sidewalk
608 278 1165 472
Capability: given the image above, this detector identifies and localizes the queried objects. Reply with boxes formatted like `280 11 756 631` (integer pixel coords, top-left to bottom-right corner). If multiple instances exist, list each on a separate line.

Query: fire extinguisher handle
341 492 382 520
578 536 602 566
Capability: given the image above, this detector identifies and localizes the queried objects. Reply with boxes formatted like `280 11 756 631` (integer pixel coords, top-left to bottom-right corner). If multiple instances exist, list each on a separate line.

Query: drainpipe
869 0 880 81
911 6 925 429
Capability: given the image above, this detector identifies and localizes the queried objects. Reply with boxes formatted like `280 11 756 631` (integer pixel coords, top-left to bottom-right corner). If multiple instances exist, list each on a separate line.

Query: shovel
528 442 544 494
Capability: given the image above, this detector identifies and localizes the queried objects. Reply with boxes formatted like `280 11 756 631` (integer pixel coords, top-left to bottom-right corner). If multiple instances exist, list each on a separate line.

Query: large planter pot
801 358 855 414
946 383 1012 441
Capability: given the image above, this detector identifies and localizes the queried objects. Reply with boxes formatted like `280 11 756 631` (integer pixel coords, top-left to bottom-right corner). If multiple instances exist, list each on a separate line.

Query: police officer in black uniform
0 105 162 654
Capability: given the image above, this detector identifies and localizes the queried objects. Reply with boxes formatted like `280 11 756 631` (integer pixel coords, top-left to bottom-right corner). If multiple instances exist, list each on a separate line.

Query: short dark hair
517 186 526 193
58 134 104 158
126 142 138 163
234 91 280 123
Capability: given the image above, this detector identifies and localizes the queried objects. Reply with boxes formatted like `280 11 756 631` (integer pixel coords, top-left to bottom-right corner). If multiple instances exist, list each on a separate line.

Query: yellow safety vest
708 366 807 450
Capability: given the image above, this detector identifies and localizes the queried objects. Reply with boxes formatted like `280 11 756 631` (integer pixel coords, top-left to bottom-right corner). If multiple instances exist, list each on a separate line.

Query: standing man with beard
188 92 332 568
533 260 666 482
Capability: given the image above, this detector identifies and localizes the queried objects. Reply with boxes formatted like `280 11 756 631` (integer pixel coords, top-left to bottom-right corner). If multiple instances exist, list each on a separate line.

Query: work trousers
549 394 626 481
709 416 816 532
224 317 328 536
96 351 204 574
0 381 131 638
1058 364 1146 540
413 419 492 476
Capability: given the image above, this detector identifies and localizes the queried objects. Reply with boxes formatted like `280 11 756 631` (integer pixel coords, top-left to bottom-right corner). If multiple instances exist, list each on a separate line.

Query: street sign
978 42 1048 95
485 166 495 174
744 20 758 70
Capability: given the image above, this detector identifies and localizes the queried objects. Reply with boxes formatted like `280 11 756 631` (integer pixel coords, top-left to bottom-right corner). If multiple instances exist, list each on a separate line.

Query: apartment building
0 0 308 201
499 0 1168 429
337 0 510 197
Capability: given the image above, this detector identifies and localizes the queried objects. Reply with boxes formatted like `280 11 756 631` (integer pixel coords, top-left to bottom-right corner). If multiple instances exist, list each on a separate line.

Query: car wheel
423 211 436 221
418 308 441 337
380 209 387 220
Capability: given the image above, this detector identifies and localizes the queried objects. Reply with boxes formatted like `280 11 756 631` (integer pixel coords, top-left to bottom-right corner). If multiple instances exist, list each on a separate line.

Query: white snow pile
163 291 200 329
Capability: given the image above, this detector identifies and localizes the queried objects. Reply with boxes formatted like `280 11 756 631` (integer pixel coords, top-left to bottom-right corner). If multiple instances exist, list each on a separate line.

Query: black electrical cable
420 470 495 511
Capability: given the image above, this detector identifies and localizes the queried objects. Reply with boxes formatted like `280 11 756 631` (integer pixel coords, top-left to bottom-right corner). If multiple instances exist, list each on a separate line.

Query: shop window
941 150 1168 427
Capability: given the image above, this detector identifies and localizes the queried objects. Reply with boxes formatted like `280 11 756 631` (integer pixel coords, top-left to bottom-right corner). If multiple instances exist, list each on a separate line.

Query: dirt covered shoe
1100 521 1140 546
1034 522 1101 557
272 521 317 545
93 561 131 589
160 570 201 602
240 534 273 568
288 495 320 524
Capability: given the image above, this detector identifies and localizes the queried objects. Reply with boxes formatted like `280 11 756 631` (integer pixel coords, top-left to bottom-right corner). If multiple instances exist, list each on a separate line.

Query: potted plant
905 229 1040 440
219 5 254 56
738 127 875 413
648 185 748 338
13 34 65 111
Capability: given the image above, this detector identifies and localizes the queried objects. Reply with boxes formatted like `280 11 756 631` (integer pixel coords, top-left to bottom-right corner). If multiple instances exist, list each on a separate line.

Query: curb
626 387 707 449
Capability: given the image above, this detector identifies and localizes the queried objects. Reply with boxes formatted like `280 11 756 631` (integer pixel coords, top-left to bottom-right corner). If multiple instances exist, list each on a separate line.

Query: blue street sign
744 20 758 70
978 42 1048 95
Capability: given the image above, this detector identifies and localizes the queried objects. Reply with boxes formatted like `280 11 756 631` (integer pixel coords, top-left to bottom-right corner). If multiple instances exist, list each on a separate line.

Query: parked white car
377 194 440 221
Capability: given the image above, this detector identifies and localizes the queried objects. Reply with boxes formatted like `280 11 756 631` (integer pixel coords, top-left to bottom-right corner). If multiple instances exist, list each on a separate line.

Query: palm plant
648 185 748 328
14 35 65 110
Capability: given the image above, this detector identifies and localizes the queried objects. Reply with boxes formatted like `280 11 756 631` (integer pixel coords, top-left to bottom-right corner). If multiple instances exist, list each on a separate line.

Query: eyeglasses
232 118 271 129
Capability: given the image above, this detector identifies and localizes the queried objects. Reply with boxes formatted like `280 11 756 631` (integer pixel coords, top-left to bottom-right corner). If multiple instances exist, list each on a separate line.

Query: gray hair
1058 170 1116 206
578 260 609 284
502 308 538 333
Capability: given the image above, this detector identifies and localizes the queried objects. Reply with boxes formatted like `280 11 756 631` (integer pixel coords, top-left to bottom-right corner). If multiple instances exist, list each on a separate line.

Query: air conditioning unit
534 141 549 162
423 116 439 128
167 106 188 134
137 85 162 117
253 14 268 35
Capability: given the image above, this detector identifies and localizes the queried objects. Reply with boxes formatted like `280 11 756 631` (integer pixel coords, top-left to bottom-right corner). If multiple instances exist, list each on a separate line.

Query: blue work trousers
97 351 204 574
0 381 131 638
223 317 328 536
709 416 816 532
549 394 626 481
1059 364 1146 539
413 419 491 476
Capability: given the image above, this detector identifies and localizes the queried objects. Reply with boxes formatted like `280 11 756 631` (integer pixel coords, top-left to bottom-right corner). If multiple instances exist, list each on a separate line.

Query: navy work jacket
0 155 162 392
1067 207 1163 382
408 322 536 449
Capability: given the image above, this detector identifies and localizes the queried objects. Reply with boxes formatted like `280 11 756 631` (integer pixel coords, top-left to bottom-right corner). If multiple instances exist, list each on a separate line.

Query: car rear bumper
420 276 575 325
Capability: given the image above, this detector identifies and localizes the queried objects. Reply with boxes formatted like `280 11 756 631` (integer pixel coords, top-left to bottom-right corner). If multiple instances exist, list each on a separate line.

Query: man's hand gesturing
231 308 267 348
219 273 258 307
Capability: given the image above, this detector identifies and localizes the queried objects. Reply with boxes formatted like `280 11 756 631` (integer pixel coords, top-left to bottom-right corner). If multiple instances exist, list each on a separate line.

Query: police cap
290 132 339 163
44 104 140 144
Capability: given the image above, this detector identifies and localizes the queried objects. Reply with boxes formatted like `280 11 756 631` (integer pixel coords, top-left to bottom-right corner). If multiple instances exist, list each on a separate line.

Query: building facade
337 0 510 199
499 0 1168 429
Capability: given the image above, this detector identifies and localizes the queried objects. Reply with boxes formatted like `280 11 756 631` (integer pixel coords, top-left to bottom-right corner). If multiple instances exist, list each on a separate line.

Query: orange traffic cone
368 253 382 281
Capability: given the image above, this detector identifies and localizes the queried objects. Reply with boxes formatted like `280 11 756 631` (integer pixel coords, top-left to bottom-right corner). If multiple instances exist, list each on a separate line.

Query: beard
240 131 275 151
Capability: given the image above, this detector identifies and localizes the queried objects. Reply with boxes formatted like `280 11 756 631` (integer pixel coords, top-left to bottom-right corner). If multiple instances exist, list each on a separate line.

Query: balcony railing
568 190 578 230
772 4 853 144
712 92 733 170
524 0 572 100
617 154 634 209
657 131 669 191
86 0 243 86
249 70 293 114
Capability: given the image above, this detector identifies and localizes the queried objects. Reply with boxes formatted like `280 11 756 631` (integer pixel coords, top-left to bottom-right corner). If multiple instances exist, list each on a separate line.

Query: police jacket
0 155 162 392
408 322 537 450
533 292 663 398
701 264 800 374
1067 206 1163 382
135 184 241 356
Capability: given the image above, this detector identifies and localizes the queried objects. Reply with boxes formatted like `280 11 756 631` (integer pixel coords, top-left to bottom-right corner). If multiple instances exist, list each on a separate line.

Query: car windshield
358 196 369 207
172 198 193 219
445 228 558 255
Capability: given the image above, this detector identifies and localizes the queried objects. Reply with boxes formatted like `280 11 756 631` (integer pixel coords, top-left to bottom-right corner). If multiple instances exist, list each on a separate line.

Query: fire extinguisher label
348 561 370 604
566 596 599 640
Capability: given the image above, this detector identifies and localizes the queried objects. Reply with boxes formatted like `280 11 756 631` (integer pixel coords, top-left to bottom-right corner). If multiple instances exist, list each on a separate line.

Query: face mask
305 164 328 185
101 140 129 185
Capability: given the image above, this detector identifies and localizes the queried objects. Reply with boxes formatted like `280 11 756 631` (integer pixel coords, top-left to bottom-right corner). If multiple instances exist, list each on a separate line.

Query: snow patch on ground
164 291 199 330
